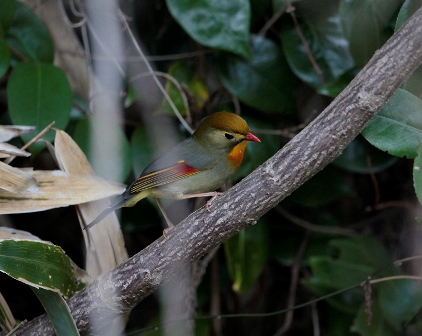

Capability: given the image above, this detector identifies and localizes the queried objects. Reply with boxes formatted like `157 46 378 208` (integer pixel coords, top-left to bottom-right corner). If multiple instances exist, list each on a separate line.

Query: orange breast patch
227 141 247 168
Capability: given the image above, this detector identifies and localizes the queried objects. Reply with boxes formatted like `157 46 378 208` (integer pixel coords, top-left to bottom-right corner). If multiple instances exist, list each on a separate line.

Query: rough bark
16 7 422 336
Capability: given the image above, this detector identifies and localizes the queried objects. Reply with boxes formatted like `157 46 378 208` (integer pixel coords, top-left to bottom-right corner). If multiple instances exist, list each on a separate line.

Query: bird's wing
129 160 201 193
129 138 218 194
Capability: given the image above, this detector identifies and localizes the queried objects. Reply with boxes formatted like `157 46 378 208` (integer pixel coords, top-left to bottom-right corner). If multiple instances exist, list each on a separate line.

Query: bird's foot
206 192 223 212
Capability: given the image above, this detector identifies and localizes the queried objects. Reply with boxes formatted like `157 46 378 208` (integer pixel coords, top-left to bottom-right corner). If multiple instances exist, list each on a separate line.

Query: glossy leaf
159 62 208 116
0 39 10 78
306 236 395 313
305 256 366 313
333 137 398 174
395 0 422 98
7 62 72 146
281 3 354 89
413 145 422 206
362 89 422 159
329 236 393 271
378 279 422 331
395 0 422 30
166 0 251 58
289 166 353 207
215 35 295 113
32 287 80 336
224 222 269 292
73 117 132 183
318 69 358 98
0 240 79 297
339 0 400 67
3 0 54 62
352 299 395 336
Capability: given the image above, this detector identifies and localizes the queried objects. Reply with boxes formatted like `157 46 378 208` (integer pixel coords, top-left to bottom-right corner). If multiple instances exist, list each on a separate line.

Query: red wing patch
129 160 199 194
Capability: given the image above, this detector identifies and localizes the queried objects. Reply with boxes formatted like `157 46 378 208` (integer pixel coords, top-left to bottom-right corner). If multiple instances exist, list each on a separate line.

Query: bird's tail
84 196 128 230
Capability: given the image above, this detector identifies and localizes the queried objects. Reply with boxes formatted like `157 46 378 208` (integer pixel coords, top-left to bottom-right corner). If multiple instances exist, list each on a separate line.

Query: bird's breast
227 141 248 169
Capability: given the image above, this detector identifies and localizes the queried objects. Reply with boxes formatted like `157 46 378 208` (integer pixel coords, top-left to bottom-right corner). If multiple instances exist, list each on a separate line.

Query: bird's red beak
245 132 261 143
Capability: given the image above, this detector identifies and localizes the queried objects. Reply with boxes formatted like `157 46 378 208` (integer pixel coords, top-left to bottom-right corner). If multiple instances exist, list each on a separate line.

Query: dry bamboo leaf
0 153 10 158
0 161 38 193
0 142 31 157
0 125 35 142
54 130 128 276
0 291 16 332
0 227 44 241
0 170 125 214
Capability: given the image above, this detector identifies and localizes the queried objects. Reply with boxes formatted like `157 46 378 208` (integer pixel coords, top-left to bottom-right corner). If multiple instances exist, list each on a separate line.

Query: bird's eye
224 133 234 140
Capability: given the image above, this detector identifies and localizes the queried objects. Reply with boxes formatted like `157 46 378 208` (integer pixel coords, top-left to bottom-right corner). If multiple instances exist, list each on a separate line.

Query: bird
85 112 260 230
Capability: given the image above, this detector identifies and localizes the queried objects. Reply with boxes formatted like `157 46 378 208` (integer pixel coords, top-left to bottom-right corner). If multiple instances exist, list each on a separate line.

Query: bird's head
193 112 260 154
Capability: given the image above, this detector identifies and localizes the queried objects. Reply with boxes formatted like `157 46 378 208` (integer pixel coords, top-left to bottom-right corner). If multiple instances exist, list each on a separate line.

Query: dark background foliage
2 0 422 335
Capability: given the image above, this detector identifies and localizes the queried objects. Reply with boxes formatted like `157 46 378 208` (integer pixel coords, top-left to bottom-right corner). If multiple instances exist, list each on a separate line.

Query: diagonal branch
15 7 422 336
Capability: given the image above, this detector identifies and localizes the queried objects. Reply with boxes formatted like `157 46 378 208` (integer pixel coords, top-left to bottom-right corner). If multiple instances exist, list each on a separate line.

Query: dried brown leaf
0 142 31 157
54 130 128 276
0 125 35 142
0 170 124 214
0 162 38 193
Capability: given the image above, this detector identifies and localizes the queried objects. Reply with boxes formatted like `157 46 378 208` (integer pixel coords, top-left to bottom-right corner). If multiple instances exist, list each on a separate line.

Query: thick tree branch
16 8 422 336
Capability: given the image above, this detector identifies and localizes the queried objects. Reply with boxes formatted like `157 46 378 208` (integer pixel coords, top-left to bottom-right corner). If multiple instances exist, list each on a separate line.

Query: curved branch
16 7 422 336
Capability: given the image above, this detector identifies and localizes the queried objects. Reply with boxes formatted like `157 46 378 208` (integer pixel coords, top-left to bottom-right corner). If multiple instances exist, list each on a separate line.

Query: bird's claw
206 192 223 212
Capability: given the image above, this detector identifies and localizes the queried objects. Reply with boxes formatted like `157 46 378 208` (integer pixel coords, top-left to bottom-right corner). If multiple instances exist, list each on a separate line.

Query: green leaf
32 287 80 336
329 236 393 271
0 38 11 78
413 145 422 206
7 62 72 148
215 35 295 113
131 125 155 177
166 0 251 58
0 0 17 36
378 279 422 331
305 256 366 313
0 240 79 297
395 0 422 31
308 256 372 289
395 0 422 98
340 0 400 67
281 3 354 89
73 117 132 183
224 222 268 292
361 89 422 159
333 137 397 174
318 69 358 98
158 62 208 116
4 0 54 62
289 166 353 207
352 299 395 336
305 236 395 313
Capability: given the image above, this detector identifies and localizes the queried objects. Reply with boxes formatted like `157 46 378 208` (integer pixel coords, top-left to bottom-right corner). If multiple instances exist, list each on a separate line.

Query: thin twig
4 121 56 165
285 0 325 86
129 71 192 127
6 320 27 336
368 275 422 285
118 9 194 134
311 302 320 336
276 207 356 236
259 5 287 36
274 233 310 336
